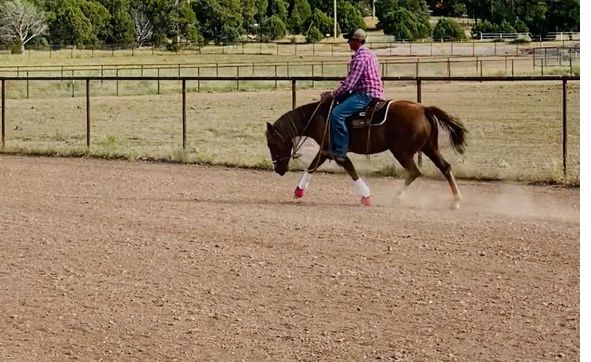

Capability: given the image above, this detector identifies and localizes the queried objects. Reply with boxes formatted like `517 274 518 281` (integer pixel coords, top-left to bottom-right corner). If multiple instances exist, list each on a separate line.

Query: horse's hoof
294 187 305 199
451 195 462 210
361 196 372 207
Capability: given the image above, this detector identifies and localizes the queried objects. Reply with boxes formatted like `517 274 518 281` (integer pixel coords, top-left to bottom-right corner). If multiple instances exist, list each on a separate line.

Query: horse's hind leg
392 152 422 202
294 151 327 199
340 156 372 206
422 148 463 209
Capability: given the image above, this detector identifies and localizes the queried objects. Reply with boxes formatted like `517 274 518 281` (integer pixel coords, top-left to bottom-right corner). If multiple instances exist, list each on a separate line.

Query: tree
337 1 365 33
130 0 152 46
0 0 48 52
546 0 579 32
287 0 311 34
452 2 467 17
381 7 429 40
432 17 466 40
376 0 431 37
260 14 286 40
194 0 243 44
102 0 134 46
306 25 323 43
268 0 288 22
48 0 109 47
310 8 333 37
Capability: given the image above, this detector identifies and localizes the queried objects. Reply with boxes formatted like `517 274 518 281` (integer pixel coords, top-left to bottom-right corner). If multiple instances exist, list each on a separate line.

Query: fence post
562 78 568 177
71 70 75 98
116 69 119 96
416 59 419 77
494 41 497 55
216 63 219 77
511 59 514 77
197 67 201 92
450 41 453 56
1 79 4 149
447 58 451 77
182 79 187 149
236 66 240 90
480 60 483 77
86 79 90 148
291 79 296 109
472 42 475 57
417 79 422 167
311 64 315 88
26 71 29 99
504 56 508 75
570 56 573 76
430 41 433 56
157 68 160 94
274 65 278 89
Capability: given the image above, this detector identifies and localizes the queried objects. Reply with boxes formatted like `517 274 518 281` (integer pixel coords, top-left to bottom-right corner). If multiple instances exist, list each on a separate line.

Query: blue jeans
329 92 373 156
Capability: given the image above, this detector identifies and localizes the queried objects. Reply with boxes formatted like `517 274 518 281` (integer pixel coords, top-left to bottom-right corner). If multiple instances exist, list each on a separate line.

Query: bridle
270 99 334 168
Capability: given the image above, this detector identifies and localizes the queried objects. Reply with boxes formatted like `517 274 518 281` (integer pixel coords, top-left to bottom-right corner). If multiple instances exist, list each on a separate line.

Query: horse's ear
266 122 274 134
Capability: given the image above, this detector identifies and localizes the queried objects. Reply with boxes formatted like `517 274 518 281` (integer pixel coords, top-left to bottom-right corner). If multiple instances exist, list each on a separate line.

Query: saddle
347 99 393 129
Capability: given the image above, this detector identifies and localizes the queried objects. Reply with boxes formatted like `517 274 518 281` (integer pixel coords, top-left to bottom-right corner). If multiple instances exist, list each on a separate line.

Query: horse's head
265 122 292 176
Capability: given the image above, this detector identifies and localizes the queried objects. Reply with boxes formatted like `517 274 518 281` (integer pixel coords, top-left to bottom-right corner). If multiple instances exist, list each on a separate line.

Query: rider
320 28 384 163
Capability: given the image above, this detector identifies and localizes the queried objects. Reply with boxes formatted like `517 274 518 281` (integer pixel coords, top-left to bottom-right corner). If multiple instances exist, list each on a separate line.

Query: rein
289 101 323 159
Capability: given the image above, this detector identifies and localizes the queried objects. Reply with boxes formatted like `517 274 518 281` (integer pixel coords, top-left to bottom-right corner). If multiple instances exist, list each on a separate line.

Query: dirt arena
0 156 579 361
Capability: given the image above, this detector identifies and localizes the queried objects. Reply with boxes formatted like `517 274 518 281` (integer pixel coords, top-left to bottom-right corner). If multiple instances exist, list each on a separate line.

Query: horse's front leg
340 156 372 207
294 151 328 199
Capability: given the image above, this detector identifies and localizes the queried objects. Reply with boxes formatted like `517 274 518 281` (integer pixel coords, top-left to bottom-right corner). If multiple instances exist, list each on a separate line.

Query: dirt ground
0 156 579 361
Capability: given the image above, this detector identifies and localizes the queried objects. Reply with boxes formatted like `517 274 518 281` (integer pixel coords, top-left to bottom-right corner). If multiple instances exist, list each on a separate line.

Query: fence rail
0 56 579 99
0 38 580 59
0 75 579 177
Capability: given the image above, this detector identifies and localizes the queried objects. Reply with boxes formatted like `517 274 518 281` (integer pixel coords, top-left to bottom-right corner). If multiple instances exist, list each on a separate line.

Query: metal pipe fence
0 57 578 99
0 75 579 178
0 38 580 59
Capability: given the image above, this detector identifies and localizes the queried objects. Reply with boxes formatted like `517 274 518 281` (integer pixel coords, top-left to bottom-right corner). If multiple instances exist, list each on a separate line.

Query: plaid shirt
331 45 384 99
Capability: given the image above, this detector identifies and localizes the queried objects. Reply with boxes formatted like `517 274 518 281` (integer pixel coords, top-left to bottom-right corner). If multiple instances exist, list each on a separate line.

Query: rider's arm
331 53 367 99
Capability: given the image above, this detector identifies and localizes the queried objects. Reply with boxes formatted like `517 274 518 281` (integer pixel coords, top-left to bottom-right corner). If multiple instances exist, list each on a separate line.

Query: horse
265 98 468 209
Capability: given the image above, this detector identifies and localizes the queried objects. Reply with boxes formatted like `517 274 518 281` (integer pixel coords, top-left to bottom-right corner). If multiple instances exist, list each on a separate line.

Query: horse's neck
277 102 319 139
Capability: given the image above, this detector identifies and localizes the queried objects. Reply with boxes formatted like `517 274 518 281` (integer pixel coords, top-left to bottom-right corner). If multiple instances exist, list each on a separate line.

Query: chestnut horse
265 99 468 208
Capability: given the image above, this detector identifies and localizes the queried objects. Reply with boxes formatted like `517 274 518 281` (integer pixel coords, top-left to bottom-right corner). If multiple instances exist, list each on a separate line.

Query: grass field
0 80 579 184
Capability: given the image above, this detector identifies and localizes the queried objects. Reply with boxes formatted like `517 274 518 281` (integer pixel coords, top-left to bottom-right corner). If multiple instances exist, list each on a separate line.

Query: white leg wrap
353 178 371 198
297 171 312 189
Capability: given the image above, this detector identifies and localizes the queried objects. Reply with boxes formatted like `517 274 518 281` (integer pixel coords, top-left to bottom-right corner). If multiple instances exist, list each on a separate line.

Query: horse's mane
273 101 321 140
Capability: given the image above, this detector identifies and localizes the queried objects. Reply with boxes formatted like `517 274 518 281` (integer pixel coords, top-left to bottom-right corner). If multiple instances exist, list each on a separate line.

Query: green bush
382 7 430 41
499 20 516 33
261 15 287 41
311 9 334 37
432 18 466 41
306 26 324 43
514 18 529 33
471 20 499 38
337 1 366 34
10 42 23 54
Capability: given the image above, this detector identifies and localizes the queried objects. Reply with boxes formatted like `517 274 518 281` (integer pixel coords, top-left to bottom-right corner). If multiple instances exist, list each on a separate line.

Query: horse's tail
424 106 468 154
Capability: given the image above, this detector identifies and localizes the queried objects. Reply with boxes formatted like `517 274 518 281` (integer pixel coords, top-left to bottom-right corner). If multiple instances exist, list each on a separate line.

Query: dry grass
0 81 579 184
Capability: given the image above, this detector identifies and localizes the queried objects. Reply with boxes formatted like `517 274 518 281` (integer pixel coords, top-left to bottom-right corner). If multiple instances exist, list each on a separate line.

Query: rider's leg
329 93 373 160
